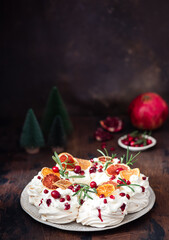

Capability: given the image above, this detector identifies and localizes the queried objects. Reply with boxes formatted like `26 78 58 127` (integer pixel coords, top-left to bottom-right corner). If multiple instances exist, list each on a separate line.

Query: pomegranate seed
120 203 126 211
123 178 127 183
98 169 103 172
126 194 130 199
66 195 71 201
74 166 81 174
141 186 145 192
90 181 97 188
80 170 85 175
110 195 115 199
119 192 125 197
115 168 124 174
110 147 115 151
80 199 84 205
104 199 107 204
110 175 116 180
117 180 123 184
51 190 61 199
135 144 139 147
99 194 105 198
60 198 65 202
118 160 121 163
126 180 131 185
44 189 49 194
74 185 81 192
64 203 70 210
68 185 74 190
142 176 146 180
93 163 98 168
52 166 59 173
46 199 51 206
89 167 96 174
100 165 103 169
37 176 41 180
101 142 106 149
90 159 94 163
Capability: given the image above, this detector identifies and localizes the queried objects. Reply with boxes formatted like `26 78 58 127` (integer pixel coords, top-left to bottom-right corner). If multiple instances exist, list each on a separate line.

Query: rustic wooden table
0 117 169 240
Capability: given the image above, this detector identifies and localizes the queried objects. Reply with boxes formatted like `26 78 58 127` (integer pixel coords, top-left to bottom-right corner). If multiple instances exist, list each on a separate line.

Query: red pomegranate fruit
129 92 168 130
100 117 123 132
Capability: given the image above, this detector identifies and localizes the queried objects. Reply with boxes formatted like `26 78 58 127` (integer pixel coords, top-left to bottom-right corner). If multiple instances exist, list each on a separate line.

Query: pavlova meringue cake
27 150 151 228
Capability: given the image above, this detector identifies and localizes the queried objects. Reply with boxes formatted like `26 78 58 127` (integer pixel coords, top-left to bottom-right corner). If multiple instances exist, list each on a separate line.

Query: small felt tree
42 87 73 136
20 109 45 154
48 115 66 153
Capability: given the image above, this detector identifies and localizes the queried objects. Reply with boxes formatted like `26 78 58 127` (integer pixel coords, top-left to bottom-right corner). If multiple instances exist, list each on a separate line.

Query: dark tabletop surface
0 116 169 240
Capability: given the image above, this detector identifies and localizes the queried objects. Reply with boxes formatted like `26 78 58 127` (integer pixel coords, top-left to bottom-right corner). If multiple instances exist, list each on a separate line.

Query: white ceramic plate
20 184 155 232
118 135 156 152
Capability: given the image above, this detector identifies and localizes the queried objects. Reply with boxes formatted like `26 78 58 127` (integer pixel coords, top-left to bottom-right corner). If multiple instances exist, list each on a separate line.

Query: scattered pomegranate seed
100 165 103 169
93 163 98 168
60 198 65 202
39 199 43 206
126 180 131 185
68 185 74 190
99 194 105 198
101 142 106 149
74 185 81 192
110 195 115 199
52 166 59 173
141 186 145 192
126 194 130 199
80 170 85 175
120 203 126 211
64 203 70 210
89 166 96 174
110 175 116 180
51 190 61 199
74 166 81 174
115 168 124 174
103 199 107 204
119 192 125 197
117 180 123 184
90 181 97 188
66 195 71 201
142 176 146 180
110 147 115 151
46 199 51 207
80 199 84 205
44 189 49 194
37 176 41 180
98 169 103 172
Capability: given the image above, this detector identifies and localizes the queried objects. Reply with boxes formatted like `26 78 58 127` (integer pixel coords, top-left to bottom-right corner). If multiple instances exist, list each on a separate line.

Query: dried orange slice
53 179 72 190
41 167 60 177
120 168 140 181
97 183 115 197
58 152 77 170
42 174 60 189
106 164 130 177
102 180 118 188
76 158 92 170
98 156 112 163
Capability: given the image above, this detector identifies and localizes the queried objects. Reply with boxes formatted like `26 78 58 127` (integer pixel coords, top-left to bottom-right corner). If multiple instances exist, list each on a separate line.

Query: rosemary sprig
72 184 97 204
52 152 85 179
97 148 117 170
125 147 140 166
117 177 141 192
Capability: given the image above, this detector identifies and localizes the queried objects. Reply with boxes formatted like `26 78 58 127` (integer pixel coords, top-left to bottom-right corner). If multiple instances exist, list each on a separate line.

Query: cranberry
80 199 84 205
89 166 96 174
51 190 61 199
60 198 65 202
64 203 70 210
66 195 71 201
142 176 146 180
123 140 129 146
90 159 94 163
115 168 124 174
119 192 125 197
110 195 115 199
52 166 59 173
128 135 133 142
120 203 126 211
130 141 135 147
99 194 105 198
98 169 103 172
46 199 51 206
141 186 145 192
147 139 152 145
90 181 97 188
126 194 130 199
104 199 107 204
44 189 49 194
126 180 131 185
74 165 81 174
110 175 116 180
80 170 85 175
37 176 41 180
140 144 144 147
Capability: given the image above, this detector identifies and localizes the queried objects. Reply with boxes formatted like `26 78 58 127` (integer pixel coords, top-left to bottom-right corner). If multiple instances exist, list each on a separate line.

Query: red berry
89 167 96 174
128 135 133 142
100 165 103 169
117 180 123 184
37 176 41 180
120 203 126 211
68 185 74 190
110 195 115 199
74 166 81 174
90 159 94 163
51 190 61 199
126 194 130 199
52 166 59 173
80 199 84 205
74 185 81 192
99 194 105 198
64 203 70 210
66 195 71 201
115 168 124 174
142 176 146 180
123 140 129 146
141 186 145 192
90 181 97 188
147 139 152 145
60 198 65 202
80 170 85 175
46 199 51 206
104 199 107 204
98 169 103 172
119 192 125 197
44 189 49 194
130 141 135 147
126 180 131 185
110 175 116 180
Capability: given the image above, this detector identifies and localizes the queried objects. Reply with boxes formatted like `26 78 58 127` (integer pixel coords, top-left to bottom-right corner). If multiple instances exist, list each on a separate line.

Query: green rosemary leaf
128 186 135 192
86 193 93 200
97 149 106 156
104 148 109 156
130 130 139 137
126 147 129 163
118 177 127 184
72 189 81 196
68 175 85 178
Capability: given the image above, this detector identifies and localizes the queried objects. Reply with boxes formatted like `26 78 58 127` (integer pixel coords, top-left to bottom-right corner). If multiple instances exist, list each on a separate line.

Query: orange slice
42 174 60 189
41 167 60 178
97 183 115 197
106 164 130 177
53 179 72 190
58 152 77 170
120 168 140 181
76 158 92 170
98 156 112 163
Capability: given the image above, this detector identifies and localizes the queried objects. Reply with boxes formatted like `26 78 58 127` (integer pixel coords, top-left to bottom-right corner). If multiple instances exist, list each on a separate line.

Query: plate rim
20 183 156 232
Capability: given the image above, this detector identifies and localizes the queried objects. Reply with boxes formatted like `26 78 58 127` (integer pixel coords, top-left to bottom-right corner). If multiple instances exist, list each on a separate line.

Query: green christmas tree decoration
42 87 73 136
48 115 66 153
20 109 45 154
